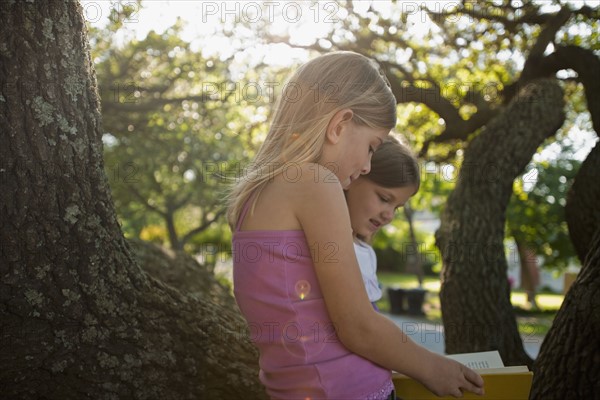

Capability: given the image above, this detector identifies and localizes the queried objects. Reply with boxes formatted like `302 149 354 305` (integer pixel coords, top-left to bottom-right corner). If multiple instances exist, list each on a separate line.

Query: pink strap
235 192 256 231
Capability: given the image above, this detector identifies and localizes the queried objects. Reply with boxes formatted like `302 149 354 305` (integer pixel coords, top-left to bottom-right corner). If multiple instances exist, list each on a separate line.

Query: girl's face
336 123 389 189
345 178 416 239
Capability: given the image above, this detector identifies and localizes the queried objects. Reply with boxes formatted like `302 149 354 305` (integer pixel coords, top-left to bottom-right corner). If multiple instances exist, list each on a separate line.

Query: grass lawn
377 272 563 336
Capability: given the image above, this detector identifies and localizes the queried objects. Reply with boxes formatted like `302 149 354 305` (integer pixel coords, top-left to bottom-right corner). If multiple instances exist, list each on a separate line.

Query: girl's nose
360 155 372 175
381 206 394 224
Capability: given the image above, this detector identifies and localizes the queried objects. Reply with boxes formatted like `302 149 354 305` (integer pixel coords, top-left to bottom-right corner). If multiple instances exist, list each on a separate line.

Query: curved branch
383 72 499 156
519 7 572 83
130 185 167 217
181 208 226 246
539 45 600 135
426 3 598 33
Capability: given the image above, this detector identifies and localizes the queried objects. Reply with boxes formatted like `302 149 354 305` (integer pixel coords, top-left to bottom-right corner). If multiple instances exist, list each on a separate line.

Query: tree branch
538 45 600 135
130 185 166 217
181 208 226 246
519 7 572 83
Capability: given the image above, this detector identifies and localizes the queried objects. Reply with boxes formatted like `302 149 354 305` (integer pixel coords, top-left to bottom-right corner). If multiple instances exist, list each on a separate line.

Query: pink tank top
232 198 393 399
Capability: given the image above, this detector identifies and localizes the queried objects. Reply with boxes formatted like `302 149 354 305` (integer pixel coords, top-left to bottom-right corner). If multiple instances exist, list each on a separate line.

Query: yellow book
392 351 533 400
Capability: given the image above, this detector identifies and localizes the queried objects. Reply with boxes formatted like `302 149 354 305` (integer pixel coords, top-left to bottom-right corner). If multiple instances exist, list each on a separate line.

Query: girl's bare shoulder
239 163 342 231
279 162 340 190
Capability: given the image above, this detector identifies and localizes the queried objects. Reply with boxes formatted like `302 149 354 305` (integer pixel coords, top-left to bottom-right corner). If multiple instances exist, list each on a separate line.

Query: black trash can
406 288 427 316
387 288 406 315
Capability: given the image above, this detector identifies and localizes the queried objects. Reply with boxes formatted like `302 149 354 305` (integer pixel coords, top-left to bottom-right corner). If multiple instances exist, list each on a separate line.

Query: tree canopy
96 1 599 274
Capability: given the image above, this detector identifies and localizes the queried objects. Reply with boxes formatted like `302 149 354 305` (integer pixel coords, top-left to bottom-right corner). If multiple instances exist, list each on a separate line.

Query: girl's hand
420 353 485 397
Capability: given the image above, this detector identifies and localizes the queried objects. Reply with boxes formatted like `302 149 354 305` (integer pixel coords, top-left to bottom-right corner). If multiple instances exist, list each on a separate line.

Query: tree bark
565 133 600 265
435 79 565 367
533 125 600 398
127 239 234 308
0 2 265 398
530 228 600 399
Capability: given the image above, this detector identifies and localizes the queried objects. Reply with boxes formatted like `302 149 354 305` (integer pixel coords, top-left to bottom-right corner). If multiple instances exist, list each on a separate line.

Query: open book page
445 350 505 370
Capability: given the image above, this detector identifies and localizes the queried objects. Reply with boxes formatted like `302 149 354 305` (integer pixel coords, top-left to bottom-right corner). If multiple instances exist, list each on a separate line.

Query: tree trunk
530 40 600 396
530 228 600 399
165 210 183 251
565 138 600 264
516 240 540 309
403 201 424 287
435 79 565 367
0 2 265 398
532 114 600 398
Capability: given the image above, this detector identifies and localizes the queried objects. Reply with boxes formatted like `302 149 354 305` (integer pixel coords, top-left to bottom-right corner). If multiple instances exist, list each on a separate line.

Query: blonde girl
228 52 484 400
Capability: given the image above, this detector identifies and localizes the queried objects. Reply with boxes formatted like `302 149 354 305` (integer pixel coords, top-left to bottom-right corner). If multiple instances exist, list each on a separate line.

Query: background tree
436 79 565 366
420 3 600 381
90 5 274 254
0 1 265 397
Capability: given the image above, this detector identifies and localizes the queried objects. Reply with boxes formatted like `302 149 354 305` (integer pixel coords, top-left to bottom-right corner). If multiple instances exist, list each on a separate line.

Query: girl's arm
292 164 484 398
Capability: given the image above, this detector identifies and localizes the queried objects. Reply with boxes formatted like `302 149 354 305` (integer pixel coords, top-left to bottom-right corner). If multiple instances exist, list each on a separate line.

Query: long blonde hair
227 51 397 228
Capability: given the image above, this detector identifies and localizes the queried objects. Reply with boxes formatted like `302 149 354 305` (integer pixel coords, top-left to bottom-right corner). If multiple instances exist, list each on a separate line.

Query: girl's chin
346 175 359 187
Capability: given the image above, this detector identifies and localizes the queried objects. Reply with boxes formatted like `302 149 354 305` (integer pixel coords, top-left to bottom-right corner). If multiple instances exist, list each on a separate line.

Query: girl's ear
325 108 354 144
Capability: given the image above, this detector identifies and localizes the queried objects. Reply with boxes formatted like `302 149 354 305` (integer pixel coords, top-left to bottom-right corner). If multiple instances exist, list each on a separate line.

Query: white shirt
353 240 382 302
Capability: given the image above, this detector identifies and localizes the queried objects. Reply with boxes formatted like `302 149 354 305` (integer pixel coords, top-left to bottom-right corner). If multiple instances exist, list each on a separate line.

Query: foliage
508 139 581 271
86 0 598 266
372 215 440 276
88 4 271 252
